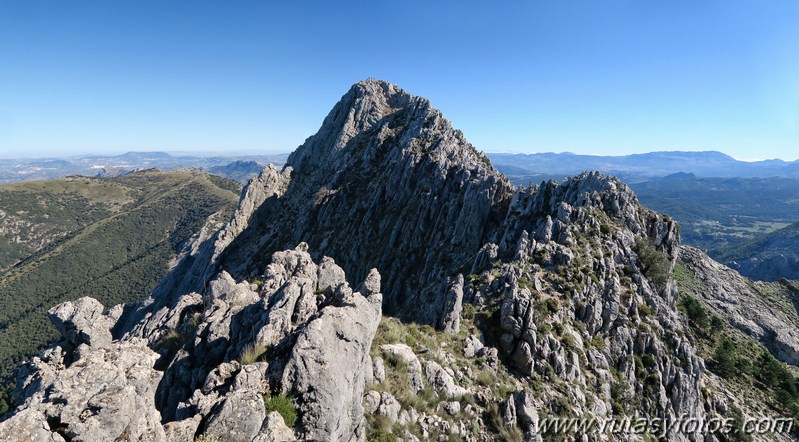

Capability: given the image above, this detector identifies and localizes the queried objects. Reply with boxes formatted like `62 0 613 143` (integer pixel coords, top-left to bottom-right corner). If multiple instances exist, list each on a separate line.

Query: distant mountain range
0 151 289 184
3 150 797 186
4 149 799 284
487 151 799 182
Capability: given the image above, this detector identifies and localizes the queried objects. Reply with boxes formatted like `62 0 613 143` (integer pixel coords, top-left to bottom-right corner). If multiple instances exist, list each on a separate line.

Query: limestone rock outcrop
2 246 382 442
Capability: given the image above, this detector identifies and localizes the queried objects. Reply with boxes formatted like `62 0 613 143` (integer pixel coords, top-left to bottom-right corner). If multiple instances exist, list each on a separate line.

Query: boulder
200 389 266 442
281 271 383 441
253 412 296 442
380 344 424 392
47 297 113 350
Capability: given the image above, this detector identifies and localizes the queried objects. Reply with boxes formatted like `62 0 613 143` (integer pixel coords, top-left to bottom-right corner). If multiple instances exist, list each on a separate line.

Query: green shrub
734 357 752 376
727 405 753 442
634 355 646 379
155 329 183 352
679 295 708 328
710 316 724 333
368 428 397 442
638 303 654 318
634 238 671 288
536 298 560 316
476 370 496 387
264 394 298 428
589 335 605 351
713 337 737 378
756 350 798 403
462 303 476 321
561 333 577 352
600 224 613 235
758 351 783 387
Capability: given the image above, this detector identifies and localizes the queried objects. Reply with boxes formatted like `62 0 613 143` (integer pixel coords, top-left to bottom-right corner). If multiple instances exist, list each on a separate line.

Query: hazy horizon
2 1 798 160
0 148 795 163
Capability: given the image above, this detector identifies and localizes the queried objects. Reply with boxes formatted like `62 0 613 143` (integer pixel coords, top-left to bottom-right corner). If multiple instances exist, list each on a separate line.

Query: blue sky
0 1 797 160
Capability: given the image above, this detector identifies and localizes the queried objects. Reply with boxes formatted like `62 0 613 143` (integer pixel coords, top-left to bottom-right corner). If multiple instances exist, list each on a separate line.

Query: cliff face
1 80 796 442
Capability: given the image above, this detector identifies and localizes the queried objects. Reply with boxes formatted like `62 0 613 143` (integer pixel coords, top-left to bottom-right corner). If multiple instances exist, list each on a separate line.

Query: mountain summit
212 79 515 323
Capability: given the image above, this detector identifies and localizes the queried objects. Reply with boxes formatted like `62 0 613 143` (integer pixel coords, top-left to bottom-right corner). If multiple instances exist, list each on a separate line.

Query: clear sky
1 0 797 160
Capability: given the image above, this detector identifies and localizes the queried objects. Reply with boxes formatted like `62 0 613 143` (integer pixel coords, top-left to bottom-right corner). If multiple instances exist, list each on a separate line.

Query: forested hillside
0 171 240 412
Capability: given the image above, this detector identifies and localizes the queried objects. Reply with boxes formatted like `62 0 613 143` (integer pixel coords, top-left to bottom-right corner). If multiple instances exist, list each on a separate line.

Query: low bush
263 393 298 428
634 238 670 288
679 296 708 329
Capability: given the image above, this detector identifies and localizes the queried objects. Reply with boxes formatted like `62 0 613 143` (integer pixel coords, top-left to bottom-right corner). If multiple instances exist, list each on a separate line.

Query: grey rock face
380 344 424 392
118 164 292 338
375 392 401 423
4 246 383 442
438 274 464 334
484 172 708 439
2 338 165 442
463 334 484 358
163 417 201 442
424 360 467 399
254 412 297 442
200 389 266 442
372 356 386 384
5 79 789 442
281 279 382 441
500 390 541 442
207 271 260 306
680 246 799 365
0 408 66 442
47 297 113 350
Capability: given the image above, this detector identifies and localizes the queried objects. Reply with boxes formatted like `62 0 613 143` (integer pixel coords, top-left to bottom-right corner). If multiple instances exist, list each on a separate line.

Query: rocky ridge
1 79 798 441
3 245 381 441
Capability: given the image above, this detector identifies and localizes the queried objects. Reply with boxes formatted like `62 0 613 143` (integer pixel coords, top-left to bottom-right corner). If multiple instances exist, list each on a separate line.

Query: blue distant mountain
0 151 289 184
486 151 799 181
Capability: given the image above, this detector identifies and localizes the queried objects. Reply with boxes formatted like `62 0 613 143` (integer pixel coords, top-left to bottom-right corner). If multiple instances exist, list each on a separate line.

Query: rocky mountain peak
287 79 492 181
213 79 515 323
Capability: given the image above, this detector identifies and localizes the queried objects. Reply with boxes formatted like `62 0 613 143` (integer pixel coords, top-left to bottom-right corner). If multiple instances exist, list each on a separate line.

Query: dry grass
240 342 269 365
